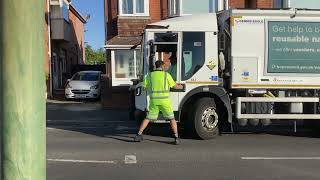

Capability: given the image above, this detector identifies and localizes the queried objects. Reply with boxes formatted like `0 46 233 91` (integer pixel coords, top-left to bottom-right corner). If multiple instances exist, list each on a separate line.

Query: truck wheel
188 98 219 139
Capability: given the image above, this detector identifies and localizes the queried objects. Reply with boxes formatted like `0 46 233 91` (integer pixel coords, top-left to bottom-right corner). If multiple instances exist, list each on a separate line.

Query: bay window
112 49 141 86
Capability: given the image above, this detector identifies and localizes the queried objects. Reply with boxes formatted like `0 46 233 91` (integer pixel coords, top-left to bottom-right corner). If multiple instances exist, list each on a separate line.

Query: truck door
135 31 183 121
152 32 181 113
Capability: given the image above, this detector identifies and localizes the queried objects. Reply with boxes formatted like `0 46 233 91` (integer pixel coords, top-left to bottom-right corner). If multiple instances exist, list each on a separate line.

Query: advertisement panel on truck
267 21 320 74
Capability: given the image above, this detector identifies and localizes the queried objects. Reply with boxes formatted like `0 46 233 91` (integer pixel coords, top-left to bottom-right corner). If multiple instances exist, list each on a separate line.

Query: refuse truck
132 9 320 139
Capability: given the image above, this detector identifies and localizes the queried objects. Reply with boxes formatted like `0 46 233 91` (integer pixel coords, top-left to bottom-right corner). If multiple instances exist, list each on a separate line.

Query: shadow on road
47 100 320 142
46 101 180 144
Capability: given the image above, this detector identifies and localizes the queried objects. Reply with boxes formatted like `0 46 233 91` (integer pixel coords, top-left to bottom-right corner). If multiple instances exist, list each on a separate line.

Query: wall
106 0 118 40
256 0 273 8
229 0 273 8
161 0 169 19
105 0 163 40
117 17 151 37
69 6 85 64
229 0 246 8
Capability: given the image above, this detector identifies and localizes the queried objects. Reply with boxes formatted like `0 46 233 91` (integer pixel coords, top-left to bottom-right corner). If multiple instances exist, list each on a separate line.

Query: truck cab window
181 32 205 81
150 33 179 81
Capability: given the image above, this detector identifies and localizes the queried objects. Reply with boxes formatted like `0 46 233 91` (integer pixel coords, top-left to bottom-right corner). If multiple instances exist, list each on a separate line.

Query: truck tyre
188 98 219 140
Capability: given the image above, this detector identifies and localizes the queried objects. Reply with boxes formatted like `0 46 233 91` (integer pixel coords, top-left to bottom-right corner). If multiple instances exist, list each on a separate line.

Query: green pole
0 0 46 180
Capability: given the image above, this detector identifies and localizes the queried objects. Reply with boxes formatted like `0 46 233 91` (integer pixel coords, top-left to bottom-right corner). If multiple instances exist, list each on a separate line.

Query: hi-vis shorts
146 102 175 121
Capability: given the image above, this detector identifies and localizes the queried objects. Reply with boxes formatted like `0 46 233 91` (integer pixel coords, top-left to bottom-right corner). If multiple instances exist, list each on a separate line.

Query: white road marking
47 158 116 164
124 155 137 164
242 157 320 160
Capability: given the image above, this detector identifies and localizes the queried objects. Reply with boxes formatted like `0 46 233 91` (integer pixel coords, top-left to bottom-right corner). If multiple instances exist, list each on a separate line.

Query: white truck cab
132 9 320 139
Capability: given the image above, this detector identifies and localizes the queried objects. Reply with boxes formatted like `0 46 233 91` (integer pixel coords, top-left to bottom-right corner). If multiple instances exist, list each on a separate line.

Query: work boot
134 134 143 142
174 137 181 145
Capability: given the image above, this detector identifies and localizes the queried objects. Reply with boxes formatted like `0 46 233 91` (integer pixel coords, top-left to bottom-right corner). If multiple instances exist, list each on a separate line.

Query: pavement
47 100 320 180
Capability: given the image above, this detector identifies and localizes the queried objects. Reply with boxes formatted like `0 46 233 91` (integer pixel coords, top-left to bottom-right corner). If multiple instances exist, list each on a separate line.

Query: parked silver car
65 71 101 99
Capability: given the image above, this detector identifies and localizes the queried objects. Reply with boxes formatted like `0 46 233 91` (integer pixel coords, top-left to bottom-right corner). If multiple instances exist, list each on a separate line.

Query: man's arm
167 73 183 90
173 83 184 90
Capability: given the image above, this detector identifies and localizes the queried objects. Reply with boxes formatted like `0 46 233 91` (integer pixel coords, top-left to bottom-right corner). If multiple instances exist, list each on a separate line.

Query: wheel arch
178 86 232 123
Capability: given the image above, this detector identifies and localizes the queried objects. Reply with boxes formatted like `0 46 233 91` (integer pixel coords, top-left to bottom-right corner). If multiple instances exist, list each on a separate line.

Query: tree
85 45 106 64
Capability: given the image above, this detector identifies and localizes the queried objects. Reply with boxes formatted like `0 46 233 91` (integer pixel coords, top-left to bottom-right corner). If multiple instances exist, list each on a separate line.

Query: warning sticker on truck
267 21 320 74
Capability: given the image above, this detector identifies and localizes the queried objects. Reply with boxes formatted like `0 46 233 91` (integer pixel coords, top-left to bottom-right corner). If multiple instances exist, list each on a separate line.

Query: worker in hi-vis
134 60 183 145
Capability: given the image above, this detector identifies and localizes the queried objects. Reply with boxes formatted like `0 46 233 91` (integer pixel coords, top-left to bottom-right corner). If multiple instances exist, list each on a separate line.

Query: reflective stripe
164 115 175 120
150 96 170 99
164 72 167 91
149 74 153 92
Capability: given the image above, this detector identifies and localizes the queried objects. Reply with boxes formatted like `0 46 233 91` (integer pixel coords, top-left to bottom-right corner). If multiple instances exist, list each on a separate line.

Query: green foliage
85 44 106 65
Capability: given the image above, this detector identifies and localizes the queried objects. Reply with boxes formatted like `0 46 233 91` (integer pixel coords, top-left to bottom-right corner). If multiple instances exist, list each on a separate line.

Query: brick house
105 0 165 88
102 0 286 108
45 0 86 98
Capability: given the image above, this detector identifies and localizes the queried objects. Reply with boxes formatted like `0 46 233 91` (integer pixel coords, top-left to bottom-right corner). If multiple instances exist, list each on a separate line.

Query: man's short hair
155 60 165 68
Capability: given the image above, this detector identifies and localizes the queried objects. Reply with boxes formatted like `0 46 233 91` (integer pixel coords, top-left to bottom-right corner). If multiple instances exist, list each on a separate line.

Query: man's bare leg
170 119 180 145
138 119 150 135
134 119 150 142
170 119 179 137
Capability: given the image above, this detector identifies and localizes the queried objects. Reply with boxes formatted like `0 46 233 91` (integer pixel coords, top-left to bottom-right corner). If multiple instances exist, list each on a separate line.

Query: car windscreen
72 72 99 81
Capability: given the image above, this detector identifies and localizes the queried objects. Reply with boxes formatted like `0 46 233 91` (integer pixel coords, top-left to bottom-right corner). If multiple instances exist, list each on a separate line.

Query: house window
119 0 149 16
169 0 180 16
288 0 320 9
274 0 283 8
114 50 140 79
136 0 145 13
169 0 222 17
183 0 217 14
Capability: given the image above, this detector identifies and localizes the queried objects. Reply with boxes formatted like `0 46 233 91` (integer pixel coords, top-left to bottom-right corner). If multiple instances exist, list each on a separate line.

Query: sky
72 0 105 50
